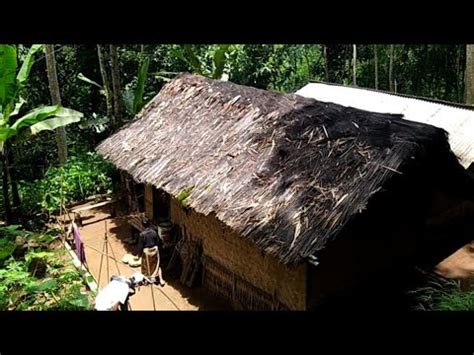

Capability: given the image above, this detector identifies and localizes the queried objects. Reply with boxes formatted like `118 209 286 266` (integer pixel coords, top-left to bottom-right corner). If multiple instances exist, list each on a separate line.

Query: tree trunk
322 44 329 82
293 49 298 89
7 143 20 209
352 44 357 86
109 45 123 128
304 48 311 81
456 46 461 102
44 44 67 165
374 44 379 90
97 45 114 121
389 44 394 92
465 44 474 105
2 149 12 223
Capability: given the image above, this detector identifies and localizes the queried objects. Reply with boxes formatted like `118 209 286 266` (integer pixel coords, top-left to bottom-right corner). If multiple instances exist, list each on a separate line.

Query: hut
97 74 474 310
296 81 474 291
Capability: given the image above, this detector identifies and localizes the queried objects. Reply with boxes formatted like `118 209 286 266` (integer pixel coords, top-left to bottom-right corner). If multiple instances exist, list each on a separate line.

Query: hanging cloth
72 222 86 265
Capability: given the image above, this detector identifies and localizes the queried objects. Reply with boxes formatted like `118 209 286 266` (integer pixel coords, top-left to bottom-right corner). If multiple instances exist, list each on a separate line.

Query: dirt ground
62 201 229 310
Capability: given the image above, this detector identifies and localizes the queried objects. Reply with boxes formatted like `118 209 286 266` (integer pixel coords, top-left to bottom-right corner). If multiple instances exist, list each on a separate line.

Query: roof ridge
306 80 474 112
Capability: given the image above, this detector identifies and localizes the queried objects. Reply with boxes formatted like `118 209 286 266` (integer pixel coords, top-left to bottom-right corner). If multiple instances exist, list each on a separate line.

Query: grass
408 270 474 311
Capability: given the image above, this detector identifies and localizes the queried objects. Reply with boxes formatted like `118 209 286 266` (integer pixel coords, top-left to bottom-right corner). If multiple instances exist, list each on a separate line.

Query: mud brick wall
169 197 307 310
144 184 154 220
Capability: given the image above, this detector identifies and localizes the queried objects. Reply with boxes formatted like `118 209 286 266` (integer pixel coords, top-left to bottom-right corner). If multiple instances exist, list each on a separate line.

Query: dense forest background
2 44 473 223
1 43 474 311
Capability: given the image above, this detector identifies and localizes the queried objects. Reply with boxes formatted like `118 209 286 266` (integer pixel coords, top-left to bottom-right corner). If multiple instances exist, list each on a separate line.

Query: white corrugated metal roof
296 82 474 168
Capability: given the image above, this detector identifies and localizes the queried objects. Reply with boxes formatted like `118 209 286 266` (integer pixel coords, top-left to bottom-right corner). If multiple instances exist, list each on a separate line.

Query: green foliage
436 290 474 311
409 275 474 311
77 72 102 89
178 45 232 80
28 107 82 135
0 241 15 260
177 185 194 206
2 43 470 221
0 45 18 117
0 225 23 260
16 45 43 88
58 283 91 309
18 151 114 214
25 251 55 265
123 52 151 116
0 106 82 144
212 45 230 79
0 45 82 151
79 112 110 133
25 278 58 293
133 55 150 113
0 224 28 238
181 45 203 75
0 225 93 310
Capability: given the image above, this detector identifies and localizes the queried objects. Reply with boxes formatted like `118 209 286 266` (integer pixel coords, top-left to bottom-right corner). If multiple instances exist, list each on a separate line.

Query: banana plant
78 52 150 117
0 106 82 150
131 55 150 114
178 45 231 80
0 45 82 151
0 44 82 222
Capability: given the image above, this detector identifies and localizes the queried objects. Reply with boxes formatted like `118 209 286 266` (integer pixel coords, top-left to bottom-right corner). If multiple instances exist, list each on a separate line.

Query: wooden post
144 184 154 220
105 221 109 282
44 44 68 165
465 45 474 105
389 44 394 92
374 44 379 90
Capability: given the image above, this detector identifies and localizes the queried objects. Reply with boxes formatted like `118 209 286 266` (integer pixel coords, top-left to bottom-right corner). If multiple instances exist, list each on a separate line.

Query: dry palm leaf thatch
97 73 456 266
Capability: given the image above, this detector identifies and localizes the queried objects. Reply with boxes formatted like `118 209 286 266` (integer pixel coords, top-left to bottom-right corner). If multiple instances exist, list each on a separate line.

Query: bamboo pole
97 236 106 287
105 221 110 282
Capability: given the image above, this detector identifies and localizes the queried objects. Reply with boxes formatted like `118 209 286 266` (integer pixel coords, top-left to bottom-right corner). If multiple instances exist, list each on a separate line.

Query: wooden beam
72 199 116 213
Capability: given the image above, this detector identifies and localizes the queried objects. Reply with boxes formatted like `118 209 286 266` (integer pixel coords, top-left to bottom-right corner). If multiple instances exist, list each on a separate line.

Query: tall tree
109 45 123 128
97 45 114 120
389 44 394 92
1 44 82 221
374 44 379 90
1 145 11 222
456 46 462 102
465 44 474 105
322 44 329 81
352 44 357 86
45 44 67 165
7 142 19 208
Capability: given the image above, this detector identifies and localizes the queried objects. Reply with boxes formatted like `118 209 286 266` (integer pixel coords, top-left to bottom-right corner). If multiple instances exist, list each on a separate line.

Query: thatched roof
97 73 456 265
297 81 474 169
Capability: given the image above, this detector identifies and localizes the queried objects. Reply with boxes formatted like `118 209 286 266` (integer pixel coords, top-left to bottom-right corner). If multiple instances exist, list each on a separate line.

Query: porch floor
65 201 229 311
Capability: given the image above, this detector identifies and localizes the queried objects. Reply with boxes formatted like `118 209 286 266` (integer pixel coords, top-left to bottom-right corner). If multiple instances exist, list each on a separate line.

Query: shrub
19 151 115 215
0 225 93 310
